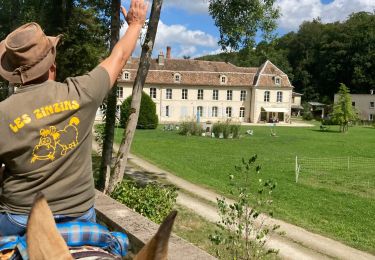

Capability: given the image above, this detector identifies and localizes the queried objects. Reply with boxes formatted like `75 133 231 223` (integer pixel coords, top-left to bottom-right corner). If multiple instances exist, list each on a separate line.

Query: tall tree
332 83 357 132
105 0 163 194
200 11 375 102
0 0 109 82
98 0 120 191
208 0 280 51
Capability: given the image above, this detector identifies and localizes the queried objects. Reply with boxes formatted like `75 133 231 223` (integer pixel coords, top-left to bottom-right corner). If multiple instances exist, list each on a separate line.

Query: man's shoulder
66 66 109 85
64 66 110 102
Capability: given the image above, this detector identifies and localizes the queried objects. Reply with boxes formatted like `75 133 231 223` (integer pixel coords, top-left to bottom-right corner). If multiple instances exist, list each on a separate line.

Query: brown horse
27 193 177 260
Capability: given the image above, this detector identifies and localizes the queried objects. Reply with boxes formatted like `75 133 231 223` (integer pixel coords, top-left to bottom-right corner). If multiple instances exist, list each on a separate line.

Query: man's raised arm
100 0 148 87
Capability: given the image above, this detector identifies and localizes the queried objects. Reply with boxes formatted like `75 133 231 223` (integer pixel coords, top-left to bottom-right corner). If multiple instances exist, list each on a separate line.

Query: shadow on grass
310 129 341 134
125 164 165 185
92 153 173 189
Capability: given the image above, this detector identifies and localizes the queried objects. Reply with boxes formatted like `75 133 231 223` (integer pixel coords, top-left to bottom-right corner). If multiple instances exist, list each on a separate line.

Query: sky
121 0 375 58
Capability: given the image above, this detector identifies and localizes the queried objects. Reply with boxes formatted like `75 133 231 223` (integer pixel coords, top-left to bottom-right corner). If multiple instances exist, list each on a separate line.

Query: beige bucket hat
0 22 61 84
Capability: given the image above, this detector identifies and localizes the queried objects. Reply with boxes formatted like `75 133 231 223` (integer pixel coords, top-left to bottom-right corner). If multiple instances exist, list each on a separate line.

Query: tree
105 0 163 194
98 0 120 191
332 83 358 132
200 11 375 102
120 92 158 129
208 0 280 51
0 0 109 86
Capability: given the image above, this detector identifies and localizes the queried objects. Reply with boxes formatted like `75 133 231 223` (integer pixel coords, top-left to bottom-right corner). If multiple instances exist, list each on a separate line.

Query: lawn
114 124 375 253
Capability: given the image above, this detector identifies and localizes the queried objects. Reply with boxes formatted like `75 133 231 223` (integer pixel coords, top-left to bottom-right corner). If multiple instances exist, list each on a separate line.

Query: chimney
158 51 164 65
166 46 171 59
371 89 374 95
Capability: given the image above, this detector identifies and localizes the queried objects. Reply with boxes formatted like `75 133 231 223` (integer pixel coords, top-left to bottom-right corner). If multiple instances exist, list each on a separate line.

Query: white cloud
121 20 219 58
164 0 209 14
277 0 375 31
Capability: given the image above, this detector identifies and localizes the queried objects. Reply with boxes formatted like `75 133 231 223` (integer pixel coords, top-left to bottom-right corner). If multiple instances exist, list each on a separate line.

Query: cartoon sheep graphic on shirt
31 117 80 163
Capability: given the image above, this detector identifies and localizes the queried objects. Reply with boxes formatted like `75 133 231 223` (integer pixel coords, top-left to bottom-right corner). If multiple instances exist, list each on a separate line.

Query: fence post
295 156 299 183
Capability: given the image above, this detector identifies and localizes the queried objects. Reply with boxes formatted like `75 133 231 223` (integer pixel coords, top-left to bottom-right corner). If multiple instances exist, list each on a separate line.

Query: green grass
114 124 375 253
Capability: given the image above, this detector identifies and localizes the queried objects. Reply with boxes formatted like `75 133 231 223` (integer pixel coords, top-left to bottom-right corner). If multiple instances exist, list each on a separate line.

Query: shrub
178 120 203 136
120 91 158 129
230 124 240 138
302 111 313 121
111 180 178 224
212 122 224 138
93 124 105 153
321 118 336 125
212 121 241 138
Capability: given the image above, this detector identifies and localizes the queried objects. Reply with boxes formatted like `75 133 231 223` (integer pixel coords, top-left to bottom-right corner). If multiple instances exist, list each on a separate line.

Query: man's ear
48 63 57 80
27 192 73 260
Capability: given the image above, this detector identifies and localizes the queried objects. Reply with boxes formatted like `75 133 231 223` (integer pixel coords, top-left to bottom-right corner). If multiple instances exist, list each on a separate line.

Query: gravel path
93 139 374 260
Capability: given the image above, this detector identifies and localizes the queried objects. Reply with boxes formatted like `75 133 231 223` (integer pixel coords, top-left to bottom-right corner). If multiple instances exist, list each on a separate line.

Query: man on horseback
0 0 148 238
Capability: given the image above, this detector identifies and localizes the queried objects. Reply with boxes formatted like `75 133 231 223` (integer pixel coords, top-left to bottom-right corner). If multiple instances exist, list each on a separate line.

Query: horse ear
133 210 177 260
27 192 73 260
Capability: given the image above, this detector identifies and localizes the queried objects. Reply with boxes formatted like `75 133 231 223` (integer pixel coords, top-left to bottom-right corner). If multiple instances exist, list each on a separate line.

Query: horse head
27 193 176 260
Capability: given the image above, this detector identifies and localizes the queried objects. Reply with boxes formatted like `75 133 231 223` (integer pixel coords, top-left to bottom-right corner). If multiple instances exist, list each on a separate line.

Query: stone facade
96 55 294 123
334 91 375 121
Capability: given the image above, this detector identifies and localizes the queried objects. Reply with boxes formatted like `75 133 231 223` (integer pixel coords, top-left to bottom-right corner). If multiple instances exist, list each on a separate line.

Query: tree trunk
98 0 121 191
106 0 163 194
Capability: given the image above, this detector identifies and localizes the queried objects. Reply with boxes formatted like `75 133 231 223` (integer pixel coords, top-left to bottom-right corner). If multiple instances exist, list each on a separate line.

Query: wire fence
295 156 375 183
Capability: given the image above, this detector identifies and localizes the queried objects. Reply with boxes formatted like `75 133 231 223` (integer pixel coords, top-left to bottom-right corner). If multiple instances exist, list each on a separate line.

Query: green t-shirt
0 66 110 216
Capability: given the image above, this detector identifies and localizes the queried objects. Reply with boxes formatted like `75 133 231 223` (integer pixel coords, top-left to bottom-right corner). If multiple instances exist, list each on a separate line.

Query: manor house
98 48 294 123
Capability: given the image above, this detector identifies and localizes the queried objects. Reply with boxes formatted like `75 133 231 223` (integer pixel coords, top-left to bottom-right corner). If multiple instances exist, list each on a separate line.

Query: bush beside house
120 91 158 129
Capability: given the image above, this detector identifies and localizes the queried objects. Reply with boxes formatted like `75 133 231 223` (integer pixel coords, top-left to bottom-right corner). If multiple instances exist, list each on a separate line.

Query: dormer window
174 73 181 83
274 76 281 85
220 75 228 84
122 71 130 80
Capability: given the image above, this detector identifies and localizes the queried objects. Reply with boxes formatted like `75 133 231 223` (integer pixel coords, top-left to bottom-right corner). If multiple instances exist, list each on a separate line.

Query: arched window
274 76 281 85
174 73 181 83
122 71 130 80
220 75 227 84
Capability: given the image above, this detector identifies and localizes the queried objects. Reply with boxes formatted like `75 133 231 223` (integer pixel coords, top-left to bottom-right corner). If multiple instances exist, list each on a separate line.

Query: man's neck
21 71 53 86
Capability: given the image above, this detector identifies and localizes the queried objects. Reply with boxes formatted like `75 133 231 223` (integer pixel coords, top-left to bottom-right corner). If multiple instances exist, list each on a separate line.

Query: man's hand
99 0 149 87
122 0 148 27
